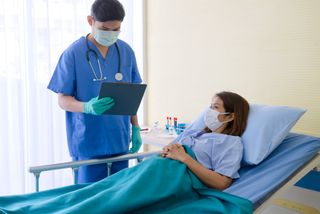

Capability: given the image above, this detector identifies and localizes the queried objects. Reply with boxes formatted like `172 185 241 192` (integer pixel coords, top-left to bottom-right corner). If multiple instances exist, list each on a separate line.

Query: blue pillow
185 104 306 165
241 104 306 165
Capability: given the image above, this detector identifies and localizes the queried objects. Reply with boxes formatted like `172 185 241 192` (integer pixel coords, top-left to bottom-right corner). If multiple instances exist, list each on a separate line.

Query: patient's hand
161 143 178 154
161 144 172 153
161 143 189 162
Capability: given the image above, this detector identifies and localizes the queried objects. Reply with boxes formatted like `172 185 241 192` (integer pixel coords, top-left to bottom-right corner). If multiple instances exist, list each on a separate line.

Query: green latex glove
83 96 114 115
129 125 142 153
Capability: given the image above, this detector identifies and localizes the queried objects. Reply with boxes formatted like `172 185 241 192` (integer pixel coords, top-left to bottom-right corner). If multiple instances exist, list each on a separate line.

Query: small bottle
166 117 170 130
173 117 178 130
153 121 161 134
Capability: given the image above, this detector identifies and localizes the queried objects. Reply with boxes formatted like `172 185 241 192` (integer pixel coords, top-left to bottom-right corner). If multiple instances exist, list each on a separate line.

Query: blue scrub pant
73 154 128 184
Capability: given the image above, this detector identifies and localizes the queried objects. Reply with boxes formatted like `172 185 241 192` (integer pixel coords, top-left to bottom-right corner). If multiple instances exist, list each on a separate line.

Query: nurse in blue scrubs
47 0 142 183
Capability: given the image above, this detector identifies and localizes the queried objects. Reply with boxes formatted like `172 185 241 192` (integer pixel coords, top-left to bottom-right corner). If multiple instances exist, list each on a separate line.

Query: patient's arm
161 144 232 190
182 155 232 190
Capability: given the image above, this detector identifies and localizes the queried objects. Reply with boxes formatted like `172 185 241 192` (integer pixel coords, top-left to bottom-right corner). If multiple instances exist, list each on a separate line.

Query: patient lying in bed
0 91 252 214
161 91 249 190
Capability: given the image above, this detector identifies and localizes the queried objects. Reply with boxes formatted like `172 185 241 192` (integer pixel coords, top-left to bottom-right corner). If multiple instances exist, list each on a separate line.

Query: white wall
145 0 320 137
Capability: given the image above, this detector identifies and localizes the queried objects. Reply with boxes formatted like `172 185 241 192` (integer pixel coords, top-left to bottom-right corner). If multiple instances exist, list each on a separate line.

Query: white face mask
204 107 231 131
94 29 120 47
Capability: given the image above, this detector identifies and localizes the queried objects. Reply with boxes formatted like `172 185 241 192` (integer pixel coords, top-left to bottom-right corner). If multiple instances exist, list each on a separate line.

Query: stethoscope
85 34 123 81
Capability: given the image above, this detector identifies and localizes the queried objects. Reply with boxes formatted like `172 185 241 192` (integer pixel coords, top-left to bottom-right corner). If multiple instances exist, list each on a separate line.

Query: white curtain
0 0 143 195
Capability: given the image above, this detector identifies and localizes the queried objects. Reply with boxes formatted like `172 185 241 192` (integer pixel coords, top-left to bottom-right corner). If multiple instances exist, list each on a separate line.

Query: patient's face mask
204 107 230 131
94 29 120 47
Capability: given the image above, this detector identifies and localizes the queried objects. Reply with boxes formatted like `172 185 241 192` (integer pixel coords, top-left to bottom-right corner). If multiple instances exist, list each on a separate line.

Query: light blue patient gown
47 37 142 183
174 129 243 179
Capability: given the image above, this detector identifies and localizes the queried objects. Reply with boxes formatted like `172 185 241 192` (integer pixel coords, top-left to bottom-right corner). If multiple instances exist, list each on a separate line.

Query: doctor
47 0 142 183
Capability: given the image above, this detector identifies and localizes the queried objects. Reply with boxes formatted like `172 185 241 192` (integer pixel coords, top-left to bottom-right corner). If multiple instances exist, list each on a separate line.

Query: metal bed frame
29 151 161 192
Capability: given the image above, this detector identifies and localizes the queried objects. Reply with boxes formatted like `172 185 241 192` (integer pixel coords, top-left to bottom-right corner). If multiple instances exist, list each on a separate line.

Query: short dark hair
91 0 125 22
216 91 249 136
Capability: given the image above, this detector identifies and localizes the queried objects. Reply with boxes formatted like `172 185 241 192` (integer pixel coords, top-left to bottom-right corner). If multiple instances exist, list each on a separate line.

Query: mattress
224 133 320 208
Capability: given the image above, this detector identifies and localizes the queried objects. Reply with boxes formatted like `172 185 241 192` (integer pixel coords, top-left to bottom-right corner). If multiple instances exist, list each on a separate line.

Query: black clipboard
98 82 147 115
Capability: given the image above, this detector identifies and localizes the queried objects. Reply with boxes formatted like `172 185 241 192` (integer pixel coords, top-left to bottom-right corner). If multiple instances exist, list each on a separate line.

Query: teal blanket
0 147 252 213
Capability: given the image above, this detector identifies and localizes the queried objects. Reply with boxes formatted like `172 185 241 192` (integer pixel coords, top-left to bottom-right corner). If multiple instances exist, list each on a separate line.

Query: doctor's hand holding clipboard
83 81 147 154
83 96 115 115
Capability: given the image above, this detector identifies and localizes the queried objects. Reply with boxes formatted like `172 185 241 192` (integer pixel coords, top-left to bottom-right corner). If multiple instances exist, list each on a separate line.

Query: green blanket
0 147 252 214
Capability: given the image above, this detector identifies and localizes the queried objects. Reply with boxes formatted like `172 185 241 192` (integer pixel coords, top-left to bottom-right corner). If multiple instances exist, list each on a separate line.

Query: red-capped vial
173 117 178 128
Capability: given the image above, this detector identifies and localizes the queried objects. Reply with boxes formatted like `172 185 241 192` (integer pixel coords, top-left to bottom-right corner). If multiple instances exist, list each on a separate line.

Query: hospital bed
29 132 320 213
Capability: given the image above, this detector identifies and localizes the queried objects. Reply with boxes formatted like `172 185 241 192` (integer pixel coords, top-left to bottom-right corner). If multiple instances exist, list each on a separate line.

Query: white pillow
185 104 306 165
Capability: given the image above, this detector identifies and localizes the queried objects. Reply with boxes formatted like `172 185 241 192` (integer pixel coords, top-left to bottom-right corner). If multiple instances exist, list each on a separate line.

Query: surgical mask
94 29 120 47
204 107 230 131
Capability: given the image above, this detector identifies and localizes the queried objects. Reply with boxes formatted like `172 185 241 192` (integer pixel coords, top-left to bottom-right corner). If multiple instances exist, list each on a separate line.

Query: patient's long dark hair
206 91 249 136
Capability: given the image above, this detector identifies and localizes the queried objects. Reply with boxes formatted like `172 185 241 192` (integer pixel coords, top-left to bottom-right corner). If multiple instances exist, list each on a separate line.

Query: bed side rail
29 151 161 192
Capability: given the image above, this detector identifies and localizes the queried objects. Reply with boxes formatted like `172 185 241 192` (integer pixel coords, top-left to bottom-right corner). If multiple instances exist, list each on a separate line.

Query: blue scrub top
174 129 243 179
48 37 142 158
